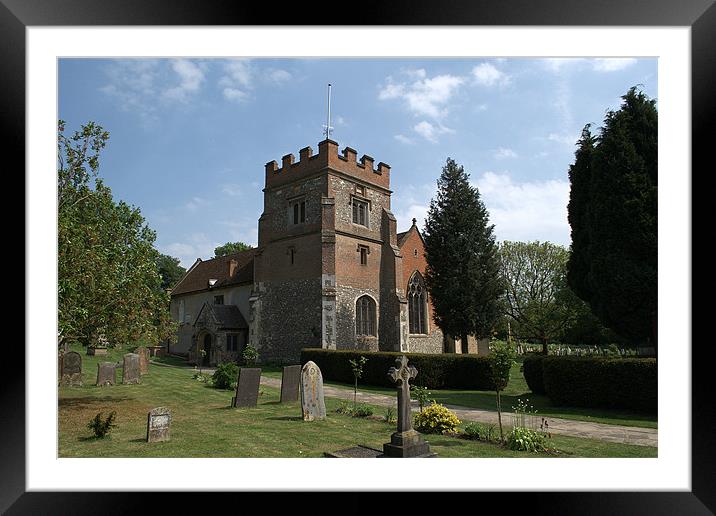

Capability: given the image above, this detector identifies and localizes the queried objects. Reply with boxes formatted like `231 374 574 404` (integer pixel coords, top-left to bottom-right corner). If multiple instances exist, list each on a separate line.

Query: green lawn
59 346 656 458
262 359 657 429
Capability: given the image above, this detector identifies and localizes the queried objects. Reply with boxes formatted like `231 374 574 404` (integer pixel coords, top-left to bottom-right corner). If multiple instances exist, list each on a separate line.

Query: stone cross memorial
122 353 141 385
382 355 435 458
232 368 262 408
280 365 301 403
136 347 150 375
96 362 116 386
59 351 83 386
146 406 172 442
300 361 326 421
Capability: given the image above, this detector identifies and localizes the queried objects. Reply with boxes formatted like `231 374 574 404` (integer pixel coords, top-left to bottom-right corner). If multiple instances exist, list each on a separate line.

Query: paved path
259 376 658 448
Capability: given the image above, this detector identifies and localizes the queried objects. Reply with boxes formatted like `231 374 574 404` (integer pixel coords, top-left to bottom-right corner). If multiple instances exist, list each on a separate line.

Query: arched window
356 296 376 336
408 272 428 334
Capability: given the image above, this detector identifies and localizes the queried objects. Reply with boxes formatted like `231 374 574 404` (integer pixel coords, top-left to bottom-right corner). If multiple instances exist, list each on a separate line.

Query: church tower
250 139 408 362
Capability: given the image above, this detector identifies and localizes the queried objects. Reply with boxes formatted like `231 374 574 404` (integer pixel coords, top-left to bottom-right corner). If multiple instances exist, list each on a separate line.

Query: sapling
488 340 515 443
348 356 368 410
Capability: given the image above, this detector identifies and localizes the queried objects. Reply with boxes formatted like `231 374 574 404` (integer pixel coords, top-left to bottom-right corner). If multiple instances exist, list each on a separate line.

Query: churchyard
58 344 657 458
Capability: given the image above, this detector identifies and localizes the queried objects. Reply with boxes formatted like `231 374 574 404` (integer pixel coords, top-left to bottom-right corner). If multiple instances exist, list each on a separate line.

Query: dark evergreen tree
566 87 657 347
423 158 504 344
156 254 186 291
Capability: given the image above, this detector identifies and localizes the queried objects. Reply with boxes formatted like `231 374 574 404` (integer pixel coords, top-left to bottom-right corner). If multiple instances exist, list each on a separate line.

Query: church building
169 139 482 365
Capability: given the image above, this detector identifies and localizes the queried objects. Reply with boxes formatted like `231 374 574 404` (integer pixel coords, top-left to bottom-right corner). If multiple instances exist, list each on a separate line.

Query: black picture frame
6 0 710 513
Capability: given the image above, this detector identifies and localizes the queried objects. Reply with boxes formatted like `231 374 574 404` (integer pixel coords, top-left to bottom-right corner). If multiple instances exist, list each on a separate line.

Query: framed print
6 0 711 513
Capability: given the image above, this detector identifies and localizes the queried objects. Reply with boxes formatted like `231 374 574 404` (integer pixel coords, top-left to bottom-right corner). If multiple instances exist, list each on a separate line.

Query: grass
59 345 656 458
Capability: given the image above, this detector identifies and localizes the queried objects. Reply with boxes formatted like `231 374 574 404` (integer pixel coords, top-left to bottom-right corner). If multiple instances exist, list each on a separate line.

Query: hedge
540 356 657 413
522 355 546 395
300 348 494 390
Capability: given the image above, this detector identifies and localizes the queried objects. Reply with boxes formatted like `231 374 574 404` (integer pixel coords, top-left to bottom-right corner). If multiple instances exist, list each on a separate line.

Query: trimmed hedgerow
522 355 546 395
300 348 494 390
541 357 657 413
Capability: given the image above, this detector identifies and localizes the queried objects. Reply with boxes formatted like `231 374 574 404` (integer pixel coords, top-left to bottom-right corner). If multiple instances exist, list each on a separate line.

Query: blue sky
58 57 657 268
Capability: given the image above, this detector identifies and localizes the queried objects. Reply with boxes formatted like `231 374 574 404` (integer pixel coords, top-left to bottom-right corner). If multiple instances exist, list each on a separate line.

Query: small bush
336 401 353 415
212 362 239 390
192 372 208 382
463 422 496 442
87 411 117 439
411 385 432 411
384 406 397 424
506 426 548 452
352 404 374 418
413 402 461 434
242 345 259 366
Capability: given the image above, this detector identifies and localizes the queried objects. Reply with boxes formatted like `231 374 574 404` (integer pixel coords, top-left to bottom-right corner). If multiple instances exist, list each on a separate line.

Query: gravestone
231 368 262 408
146 406 172 443
135 347 150 375
381 355 436 458
96 362 117 386
59 351 83 386
122 353 141 384
300 361 326 421
279 365 301 403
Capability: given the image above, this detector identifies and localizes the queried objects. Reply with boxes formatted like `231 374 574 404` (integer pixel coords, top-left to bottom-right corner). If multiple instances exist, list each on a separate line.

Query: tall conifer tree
423 158 504 346
566 87 657 347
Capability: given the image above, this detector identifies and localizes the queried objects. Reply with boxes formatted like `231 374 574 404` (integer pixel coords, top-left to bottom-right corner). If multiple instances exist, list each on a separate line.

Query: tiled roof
397 231 409 246
210 304 249 329
171 249 255 296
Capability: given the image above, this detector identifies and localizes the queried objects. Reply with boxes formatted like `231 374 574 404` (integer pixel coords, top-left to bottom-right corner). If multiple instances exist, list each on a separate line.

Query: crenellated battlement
265 139 390 190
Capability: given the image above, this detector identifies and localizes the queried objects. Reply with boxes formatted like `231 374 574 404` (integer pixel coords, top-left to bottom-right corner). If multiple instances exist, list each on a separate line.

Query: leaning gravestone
231 368 262 408
381 355 436 458
122 353 141 385
279 365 301 403
300 361 326 421
136 347 150 375
146 407 172 443
96 362 117 386
59 351 83 386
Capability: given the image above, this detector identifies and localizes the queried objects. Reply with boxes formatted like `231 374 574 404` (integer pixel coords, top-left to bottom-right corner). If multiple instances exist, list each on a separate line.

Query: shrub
522 355 546 394
300 348 494 389
413 402 461 434
463 421 496 441
336 401 353 415
542 356 657 413
242 345 259 366
506 426 548 452
212 362 239 390
411 385 432 411
352 404 374 418
384 406 397 424
87 411 117 438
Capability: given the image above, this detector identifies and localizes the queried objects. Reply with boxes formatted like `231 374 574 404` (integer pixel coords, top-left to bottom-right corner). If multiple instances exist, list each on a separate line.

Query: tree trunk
542 337 549 355
461 333 469 354
496 390 504 443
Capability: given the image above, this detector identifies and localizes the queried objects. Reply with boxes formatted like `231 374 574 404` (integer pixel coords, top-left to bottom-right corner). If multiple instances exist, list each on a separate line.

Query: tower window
352 198 369 227
358 245 369 266
291 199 306 225
288 247 296 265
356 295 376 336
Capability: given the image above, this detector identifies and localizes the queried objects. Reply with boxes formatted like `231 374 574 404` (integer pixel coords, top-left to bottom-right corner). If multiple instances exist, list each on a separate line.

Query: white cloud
221 184 242 197
413 120 454 143
542 58 585 72
592 58 637 72
162 233 221 268
219 59 253 102
266 68 292 84
184 197 206 212
379 72 464 119
472 171 571 245
547 132 580 147
472 62 510 87
494 147 518 159
394 134 414 145
163 59 205 102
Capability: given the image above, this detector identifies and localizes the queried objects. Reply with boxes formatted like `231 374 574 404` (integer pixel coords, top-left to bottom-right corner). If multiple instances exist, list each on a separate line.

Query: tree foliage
156 253 186 291
58 120 177 349
566 87 657 346
499 241 585 353
423 158 504 341
213 241 253 257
